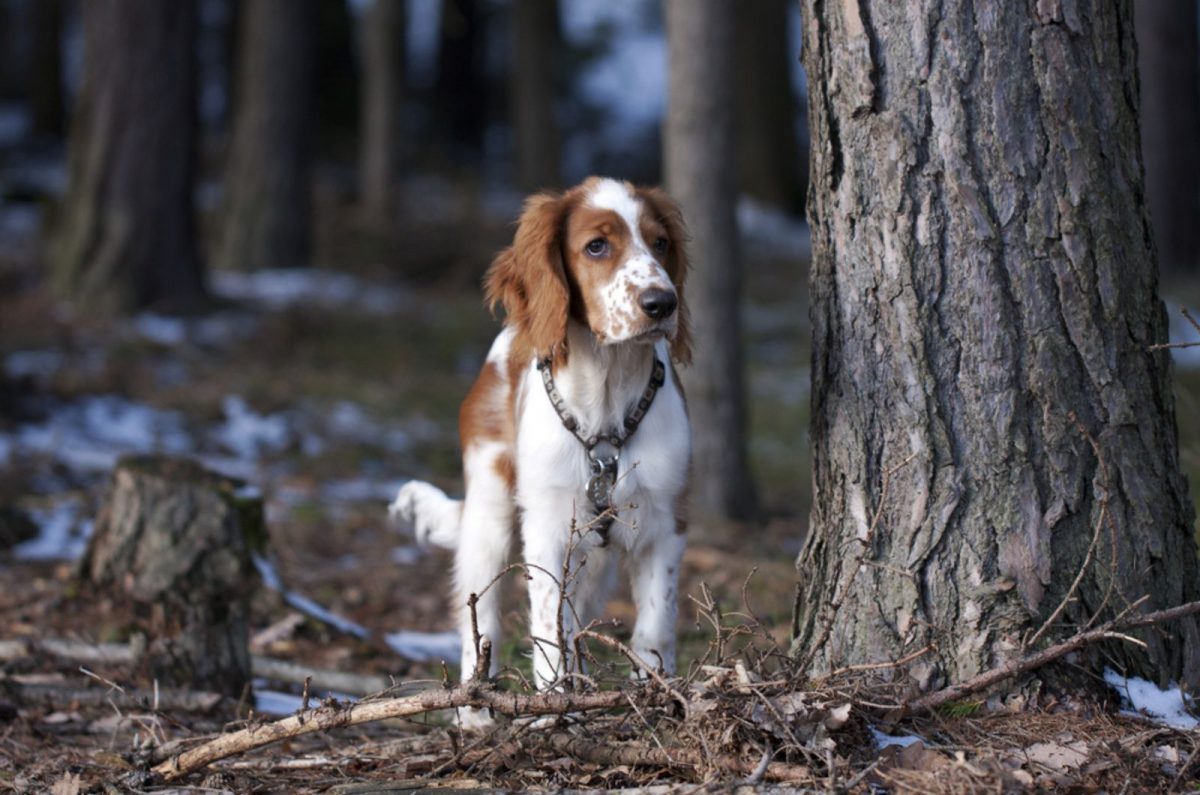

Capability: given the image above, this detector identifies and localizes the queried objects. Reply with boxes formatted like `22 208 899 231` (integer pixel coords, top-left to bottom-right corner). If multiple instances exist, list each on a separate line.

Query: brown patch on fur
459 361 512 450
493 452 516 489
636 186 693 365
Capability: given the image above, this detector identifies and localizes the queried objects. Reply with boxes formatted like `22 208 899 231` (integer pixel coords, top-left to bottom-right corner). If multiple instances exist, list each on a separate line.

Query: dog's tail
389 481 463 550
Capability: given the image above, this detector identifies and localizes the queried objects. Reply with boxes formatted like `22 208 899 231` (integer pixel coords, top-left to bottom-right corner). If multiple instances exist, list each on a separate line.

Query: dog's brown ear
484 193 570 362
638 186 692 365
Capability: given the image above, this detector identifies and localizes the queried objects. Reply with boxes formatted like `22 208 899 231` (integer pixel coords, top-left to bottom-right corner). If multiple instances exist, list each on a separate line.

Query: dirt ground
3 190 1200 792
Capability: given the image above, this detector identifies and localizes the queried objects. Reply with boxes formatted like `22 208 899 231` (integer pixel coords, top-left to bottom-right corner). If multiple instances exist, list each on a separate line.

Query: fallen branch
909 598 1200 713
0 637 397 697
3 680 224 712
153 683 668 781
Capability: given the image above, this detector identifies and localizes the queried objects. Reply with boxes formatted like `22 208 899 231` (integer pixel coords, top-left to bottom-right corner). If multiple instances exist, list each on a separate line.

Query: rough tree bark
217 0 315 271
359 0 405 226
665 0 756 521
734 0 806 215
510 0 562 191
793 0 1200 691
50 0 205 314
82 456 261 696
1134 0 1200 275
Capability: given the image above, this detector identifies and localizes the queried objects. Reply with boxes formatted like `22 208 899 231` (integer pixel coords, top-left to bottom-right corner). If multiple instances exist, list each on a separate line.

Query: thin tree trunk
664 0 756 522
793 0 1200 692
510 0 562 191
217 0 315 271
28 0 64 136
734 0 805 215
359 0 405 226
435 0 486 160
1135 0 1200 275
50 0 205 313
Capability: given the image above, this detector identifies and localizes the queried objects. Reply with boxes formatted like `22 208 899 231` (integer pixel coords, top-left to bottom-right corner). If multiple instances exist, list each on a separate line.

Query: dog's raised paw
388 481 463 549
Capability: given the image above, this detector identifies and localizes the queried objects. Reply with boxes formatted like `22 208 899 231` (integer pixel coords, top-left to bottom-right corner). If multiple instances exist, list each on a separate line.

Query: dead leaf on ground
1023 739 1089 774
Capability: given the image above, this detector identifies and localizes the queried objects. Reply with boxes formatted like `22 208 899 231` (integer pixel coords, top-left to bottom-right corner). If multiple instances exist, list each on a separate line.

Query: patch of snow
15 395 193 472
253 685 357 716
13 500 93 562
737 197 811 260
325 402 413 453
871 727 924 749
5 350 66 381
320 477 409 504
1104 669 1199 729
211 269 410 315
383 630 461 663
0 435 10 466
390 545 423 565
253 554 370 639
213 396 291 461
129 311 260 349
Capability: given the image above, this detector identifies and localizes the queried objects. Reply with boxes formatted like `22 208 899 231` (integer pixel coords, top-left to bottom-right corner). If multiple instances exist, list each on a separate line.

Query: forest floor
2 185 1200 792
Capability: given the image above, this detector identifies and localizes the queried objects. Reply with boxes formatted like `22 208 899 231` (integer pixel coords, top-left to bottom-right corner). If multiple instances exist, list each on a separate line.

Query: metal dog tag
586 440 619 516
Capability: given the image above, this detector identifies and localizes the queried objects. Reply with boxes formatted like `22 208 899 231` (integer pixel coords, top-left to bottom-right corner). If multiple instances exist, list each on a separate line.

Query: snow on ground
213 395 292 461
871 727 924 749
254 685 357 716
11 395 193 473
211 268 412 315
383 630 461 664
1104 669 1199 729
254 554 454 663
129 311 258 348
12 499 92 562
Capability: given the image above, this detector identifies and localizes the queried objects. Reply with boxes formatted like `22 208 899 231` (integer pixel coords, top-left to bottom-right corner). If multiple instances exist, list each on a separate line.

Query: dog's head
484 177 692 365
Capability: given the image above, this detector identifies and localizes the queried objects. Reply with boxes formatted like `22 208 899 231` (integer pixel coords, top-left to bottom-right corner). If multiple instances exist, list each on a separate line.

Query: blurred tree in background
1135 0 1200 276
734 0 806 216
359 0 406 227
50 0 205 313
665 0 757 522
218 0 316 271
510 0 563 190
27 0 64 138
435 0 488 163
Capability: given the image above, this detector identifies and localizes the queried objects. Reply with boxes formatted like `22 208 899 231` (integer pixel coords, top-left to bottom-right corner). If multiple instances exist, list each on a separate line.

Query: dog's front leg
627 518 686 676
521 500 578 690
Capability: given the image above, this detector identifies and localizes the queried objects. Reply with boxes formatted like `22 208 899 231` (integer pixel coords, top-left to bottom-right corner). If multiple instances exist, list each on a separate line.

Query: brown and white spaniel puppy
391 177 691 728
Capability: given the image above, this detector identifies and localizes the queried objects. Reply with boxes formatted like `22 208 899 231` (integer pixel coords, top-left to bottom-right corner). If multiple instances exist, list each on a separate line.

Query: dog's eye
653 237 669 255
585 238 609 257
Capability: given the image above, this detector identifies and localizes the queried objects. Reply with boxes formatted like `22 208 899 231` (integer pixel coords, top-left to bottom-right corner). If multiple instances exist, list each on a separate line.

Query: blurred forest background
0 0 1198 722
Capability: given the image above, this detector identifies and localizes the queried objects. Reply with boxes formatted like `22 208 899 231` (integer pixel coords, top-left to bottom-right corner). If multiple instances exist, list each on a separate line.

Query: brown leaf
49 773 83 795
1023 740 1089 774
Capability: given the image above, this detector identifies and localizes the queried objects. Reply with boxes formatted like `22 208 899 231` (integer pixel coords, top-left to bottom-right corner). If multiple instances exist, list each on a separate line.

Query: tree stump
82 456 263 696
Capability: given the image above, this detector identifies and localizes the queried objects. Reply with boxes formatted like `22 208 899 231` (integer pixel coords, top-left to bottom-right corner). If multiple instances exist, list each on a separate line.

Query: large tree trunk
50 0 205 314
510 0 562 191
793 0 1200 692
217 0 315 271
664 0 756 522
1135 0 1200 276
734 0 805 215
359 0 405 226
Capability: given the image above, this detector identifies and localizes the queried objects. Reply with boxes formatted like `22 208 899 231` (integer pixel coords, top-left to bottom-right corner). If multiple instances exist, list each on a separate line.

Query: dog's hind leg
453 442 516 728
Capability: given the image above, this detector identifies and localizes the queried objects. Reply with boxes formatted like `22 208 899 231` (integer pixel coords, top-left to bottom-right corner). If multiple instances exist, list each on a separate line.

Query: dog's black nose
639 288 677 320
